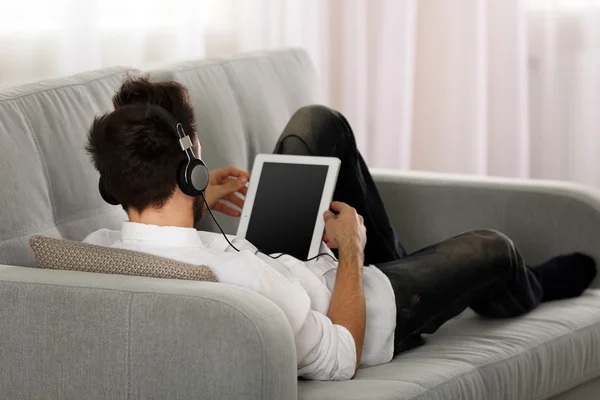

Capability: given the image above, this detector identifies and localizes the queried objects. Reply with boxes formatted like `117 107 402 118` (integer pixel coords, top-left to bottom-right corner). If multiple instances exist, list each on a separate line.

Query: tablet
237 154 341 260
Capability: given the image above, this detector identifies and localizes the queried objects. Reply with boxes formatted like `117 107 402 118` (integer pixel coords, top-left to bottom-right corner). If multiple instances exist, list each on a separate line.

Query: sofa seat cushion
298 289 600 400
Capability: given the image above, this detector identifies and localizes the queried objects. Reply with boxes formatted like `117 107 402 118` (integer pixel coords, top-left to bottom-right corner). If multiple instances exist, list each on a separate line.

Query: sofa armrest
372 169 600 288
0 267 297 400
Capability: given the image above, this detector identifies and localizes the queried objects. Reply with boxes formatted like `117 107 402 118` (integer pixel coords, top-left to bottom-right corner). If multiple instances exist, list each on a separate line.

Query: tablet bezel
236 154 341 260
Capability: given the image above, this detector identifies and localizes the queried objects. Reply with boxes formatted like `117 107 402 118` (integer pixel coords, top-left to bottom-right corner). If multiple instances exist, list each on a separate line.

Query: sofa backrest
0 49 322 266
148 48 322 234
0 68 138 267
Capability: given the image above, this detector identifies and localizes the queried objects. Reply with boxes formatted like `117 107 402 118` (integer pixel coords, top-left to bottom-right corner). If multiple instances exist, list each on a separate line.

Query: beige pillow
29 235 217 282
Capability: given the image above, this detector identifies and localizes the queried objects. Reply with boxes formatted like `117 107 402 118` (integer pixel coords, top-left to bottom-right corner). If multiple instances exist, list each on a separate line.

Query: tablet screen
245 162 329 260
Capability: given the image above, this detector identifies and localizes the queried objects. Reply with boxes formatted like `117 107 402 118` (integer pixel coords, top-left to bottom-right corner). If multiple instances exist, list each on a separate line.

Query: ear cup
98 177 120 205
177 158 209 197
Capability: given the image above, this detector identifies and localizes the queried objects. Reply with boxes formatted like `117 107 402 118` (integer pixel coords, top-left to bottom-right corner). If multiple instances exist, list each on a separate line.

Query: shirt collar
121 222 204 248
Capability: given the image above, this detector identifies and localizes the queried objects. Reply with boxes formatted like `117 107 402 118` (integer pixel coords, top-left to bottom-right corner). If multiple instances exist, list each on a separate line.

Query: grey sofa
0 49 599 400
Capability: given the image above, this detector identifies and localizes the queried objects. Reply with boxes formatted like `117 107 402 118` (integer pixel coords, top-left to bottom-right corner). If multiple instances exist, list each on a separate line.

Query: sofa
0 49 599 400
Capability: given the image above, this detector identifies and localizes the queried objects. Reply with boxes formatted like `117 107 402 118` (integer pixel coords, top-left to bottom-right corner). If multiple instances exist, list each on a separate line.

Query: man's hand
203 166 250 217
323 202 367 252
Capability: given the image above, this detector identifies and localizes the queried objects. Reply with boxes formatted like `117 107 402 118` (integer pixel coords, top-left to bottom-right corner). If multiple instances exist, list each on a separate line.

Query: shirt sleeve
253 254 357 381
295 311 357 381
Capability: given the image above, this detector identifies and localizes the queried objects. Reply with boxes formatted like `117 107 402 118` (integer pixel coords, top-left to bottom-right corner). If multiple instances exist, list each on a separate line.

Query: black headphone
98 103 210 205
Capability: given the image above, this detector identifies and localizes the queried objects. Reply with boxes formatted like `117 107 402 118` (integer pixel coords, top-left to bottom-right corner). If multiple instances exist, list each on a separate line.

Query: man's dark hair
86 76 197 212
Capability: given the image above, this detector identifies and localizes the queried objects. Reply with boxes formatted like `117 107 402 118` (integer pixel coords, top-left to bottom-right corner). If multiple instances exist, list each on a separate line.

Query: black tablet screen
245 162 329 260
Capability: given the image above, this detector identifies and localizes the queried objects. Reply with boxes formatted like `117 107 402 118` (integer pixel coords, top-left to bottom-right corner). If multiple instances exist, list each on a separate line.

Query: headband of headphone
98 103 209 206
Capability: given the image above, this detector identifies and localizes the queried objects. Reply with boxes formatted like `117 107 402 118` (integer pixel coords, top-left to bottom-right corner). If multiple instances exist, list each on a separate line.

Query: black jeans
274 105 543 355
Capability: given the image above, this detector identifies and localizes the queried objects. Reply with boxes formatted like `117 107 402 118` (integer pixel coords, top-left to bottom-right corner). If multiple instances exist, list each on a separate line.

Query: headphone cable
200 192 241 252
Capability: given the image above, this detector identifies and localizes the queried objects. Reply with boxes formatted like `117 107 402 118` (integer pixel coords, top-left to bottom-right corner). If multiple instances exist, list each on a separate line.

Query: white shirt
83 222 396 381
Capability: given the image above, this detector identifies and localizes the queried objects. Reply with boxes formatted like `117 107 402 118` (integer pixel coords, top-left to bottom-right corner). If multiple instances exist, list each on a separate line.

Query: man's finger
221 166 250 181
210 167 249 188
324 210 336 221
231 176 248 189
213 201 241 217
216 177 245 198
330 201 349 213
224 192 245 209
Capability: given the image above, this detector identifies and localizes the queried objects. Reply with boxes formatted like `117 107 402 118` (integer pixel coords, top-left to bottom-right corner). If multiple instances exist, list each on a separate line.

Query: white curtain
2 1 600 186
410 0 531 177
527 0 600 186
199 0 600 185
231 0 418 170
0 0 209 85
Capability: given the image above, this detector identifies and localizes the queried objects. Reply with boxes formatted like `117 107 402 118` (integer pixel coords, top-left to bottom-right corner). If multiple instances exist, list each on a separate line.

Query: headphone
98 103 210 206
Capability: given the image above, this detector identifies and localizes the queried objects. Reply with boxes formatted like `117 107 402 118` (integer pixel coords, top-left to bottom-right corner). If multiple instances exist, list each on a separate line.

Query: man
84 76 596 381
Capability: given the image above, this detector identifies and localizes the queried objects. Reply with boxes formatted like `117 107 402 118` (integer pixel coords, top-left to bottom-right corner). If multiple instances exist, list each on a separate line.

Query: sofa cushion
148 48 322 234
0 67 140 267
30 235 217 282
298 289 600 400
